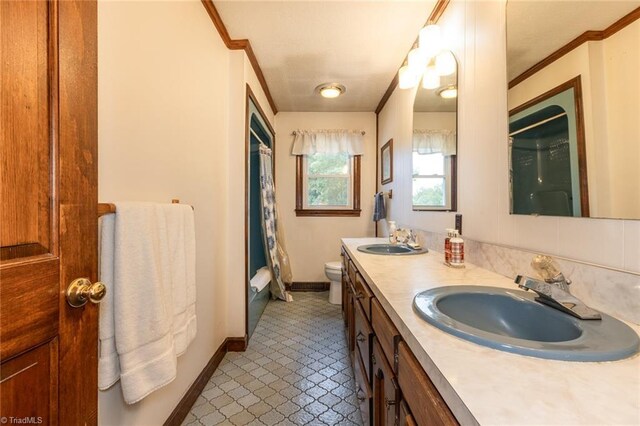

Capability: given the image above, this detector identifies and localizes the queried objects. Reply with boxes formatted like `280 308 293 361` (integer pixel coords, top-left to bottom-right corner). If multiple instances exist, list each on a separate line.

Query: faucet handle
531 255 564 282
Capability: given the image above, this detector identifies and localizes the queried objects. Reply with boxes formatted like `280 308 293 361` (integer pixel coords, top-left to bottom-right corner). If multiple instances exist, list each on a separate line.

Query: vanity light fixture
408 47 428 75
422 61 440 90
435 51 456 76
437 85 457 99
399 64 420 89
316 83 346 98
419 24 442 58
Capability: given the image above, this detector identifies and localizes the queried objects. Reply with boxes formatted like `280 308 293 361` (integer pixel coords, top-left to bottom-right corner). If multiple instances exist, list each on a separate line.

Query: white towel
250 266 271 293
98 202 197 404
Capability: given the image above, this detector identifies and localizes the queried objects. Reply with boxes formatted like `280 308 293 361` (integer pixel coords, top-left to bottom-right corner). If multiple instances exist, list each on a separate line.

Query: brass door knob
66 278 107 308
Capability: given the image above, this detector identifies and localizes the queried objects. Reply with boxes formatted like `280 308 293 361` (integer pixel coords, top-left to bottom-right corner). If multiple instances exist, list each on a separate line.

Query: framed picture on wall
381 139 393 185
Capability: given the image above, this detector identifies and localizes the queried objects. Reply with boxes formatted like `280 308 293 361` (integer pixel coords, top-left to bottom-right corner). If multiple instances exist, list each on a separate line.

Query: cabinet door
354 348 372 426
354 300 373 382
372 338 398 426
397 342 458 426
347 283 356 354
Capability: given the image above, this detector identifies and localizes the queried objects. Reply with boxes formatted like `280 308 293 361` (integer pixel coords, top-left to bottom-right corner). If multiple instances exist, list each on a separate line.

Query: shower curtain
259 144 293 302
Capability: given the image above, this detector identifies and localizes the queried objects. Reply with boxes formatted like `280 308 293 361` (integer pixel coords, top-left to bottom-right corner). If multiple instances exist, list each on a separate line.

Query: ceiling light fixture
422 62 440 90
437 85 458 99
419 24 442 58
435 50 456 76
316 83 346 98
399 65 420 89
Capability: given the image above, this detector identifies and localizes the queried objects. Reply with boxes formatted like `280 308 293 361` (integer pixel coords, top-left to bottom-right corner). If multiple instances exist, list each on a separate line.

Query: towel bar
374 190 392 199
97 200 194 217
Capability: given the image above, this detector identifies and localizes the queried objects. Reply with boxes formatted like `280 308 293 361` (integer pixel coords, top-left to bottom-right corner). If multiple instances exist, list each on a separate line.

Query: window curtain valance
291 129 364 155
413 129 457 156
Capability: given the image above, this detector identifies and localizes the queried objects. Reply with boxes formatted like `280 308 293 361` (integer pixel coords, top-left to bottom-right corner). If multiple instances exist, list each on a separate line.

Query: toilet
324 261 342 304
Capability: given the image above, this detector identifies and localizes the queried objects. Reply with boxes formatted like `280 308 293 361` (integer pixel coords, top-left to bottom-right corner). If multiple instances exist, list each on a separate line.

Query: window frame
295 154 361 217
412 152 457 211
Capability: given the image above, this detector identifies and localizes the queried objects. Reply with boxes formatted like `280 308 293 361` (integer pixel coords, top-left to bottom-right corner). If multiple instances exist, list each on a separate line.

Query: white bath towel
250 266 272 293
98 202 197 404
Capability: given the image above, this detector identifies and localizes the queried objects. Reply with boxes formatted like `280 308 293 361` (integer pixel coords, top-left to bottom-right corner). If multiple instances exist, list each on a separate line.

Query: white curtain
413 129 457 156
291 129 364 155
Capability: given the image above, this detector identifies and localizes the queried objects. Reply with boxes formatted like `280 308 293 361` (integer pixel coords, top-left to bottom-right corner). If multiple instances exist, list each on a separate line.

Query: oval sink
357 244 427 255
414 286 640 362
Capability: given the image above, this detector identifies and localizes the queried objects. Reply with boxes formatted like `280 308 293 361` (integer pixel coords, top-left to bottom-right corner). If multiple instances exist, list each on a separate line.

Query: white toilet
325 261 342 304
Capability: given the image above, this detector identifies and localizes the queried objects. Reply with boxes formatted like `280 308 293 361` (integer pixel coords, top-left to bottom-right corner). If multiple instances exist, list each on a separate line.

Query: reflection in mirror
412 52 458 211
507 2 640 220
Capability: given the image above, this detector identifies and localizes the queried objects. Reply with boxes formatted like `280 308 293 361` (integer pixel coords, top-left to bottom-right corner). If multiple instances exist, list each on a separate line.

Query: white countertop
342 238 640 426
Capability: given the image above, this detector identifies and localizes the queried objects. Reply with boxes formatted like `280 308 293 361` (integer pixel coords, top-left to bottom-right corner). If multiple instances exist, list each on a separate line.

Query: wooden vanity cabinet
372 338 399 426
341 245 458 426
398 400 417 426
354 300 373 380
397 342 458 426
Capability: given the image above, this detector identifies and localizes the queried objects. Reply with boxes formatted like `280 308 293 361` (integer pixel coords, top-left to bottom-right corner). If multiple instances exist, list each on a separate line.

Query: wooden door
1 1 98 424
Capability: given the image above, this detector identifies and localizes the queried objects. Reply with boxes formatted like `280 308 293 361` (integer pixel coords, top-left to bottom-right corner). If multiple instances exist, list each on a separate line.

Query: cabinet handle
356 332 366 343
356 387 366 402
371 353 376 365
355 292 364 299
385 398 397 409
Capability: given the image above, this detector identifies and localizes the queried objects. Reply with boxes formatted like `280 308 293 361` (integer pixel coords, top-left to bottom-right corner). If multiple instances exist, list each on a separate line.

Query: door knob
66 278 107 308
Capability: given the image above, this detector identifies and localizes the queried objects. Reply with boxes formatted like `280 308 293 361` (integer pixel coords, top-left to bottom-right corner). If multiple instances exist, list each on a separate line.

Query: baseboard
286 281 331 292
226 335 248 352
164 336 246 426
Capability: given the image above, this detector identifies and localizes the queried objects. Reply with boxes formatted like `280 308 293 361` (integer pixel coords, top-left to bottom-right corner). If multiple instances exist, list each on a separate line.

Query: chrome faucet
515 255 601 320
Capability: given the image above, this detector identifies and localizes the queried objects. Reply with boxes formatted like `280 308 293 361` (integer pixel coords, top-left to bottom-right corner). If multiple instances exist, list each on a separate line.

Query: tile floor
182 292 363 426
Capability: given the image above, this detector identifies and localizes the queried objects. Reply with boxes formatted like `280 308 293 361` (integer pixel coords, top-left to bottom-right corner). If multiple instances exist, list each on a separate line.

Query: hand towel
250 266 272 293
98 214 120 389
163 204 197 356
373 192 386 221
113 203 176 404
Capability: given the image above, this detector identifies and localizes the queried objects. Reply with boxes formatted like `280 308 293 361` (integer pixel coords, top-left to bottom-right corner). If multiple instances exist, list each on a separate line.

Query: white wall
377 0 640 275
97 1 273 424
275 112 377 282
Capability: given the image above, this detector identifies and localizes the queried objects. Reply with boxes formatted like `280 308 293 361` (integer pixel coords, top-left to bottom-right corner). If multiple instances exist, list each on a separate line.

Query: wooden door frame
244 84 276 342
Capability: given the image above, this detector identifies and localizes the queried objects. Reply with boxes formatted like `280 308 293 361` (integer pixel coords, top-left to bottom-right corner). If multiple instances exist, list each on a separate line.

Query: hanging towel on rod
98 202 196 404
373 192 387 222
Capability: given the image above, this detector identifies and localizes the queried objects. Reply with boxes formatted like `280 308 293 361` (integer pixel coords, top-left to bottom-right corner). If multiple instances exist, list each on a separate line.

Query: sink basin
357 244 427 255
414 286 640 361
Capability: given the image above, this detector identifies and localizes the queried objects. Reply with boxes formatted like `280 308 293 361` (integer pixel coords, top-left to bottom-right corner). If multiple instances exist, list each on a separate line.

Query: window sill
295 209 361 217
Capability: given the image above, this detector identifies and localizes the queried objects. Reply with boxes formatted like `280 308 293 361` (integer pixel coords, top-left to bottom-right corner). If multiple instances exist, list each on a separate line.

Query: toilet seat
325 261 342 271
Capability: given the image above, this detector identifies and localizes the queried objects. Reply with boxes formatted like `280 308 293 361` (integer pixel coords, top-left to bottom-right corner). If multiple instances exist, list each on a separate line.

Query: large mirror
412 52 458 211
507 1 640 220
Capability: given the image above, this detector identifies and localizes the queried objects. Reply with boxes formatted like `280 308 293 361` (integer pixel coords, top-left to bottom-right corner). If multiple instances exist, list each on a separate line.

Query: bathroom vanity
341 238 640 425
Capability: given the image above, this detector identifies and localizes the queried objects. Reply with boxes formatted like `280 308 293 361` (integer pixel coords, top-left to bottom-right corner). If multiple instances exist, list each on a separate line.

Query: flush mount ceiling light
437 85 458 99
316 83 346 99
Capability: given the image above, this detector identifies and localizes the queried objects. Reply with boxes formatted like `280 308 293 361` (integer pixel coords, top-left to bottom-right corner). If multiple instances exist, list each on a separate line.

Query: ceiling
507 1 640 81
215 1 436 112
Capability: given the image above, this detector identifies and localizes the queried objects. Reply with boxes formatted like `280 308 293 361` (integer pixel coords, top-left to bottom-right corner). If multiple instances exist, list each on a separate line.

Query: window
296 153 361 217
412 152 453 210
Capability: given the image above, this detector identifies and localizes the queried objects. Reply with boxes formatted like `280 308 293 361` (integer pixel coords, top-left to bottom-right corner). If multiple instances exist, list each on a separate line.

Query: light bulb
435 51 456 76
419 24 442 58
422 65 440 89
399 65 419 89
408 48 428 74
320 87 341 98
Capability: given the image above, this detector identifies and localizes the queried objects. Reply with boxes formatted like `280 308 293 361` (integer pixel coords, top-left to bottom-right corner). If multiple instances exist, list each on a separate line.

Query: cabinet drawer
398 400 417 426
354 348 372 426
354 299 373 382
397 342 458 426
348 260 357 284
371 299 400 369
354 272 374 320
372 338 398 426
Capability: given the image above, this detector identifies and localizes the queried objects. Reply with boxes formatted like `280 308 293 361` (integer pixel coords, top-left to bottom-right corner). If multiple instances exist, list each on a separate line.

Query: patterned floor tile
185 292 363 426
